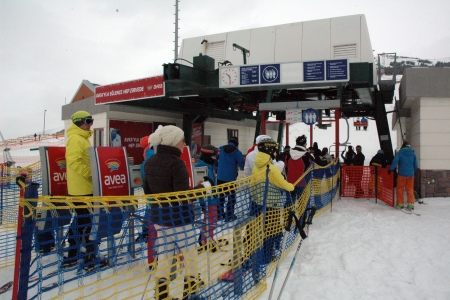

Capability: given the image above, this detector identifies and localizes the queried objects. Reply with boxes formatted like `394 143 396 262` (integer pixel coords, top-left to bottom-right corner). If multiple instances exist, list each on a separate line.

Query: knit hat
140 136 149 148
149 125 184 148
229 137 239 146
200 144 217 156
148 125 164 153
377 149 384 154
296 135 307 146
255 135 271 144
71 111 91 127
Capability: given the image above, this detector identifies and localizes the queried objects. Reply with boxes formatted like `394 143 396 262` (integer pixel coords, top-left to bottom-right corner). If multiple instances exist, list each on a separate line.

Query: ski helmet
257 138 277 156
296 135 307 146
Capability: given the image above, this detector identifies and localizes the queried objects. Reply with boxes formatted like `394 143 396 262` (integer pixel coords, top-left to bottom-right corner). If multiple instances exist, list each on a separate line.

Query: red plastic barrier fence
341 166 394 207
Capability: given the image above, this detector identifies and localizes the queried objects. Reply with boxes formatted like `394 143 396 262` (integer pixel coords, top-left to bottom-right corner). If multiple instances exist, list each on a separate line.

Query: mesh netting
1 160 342 299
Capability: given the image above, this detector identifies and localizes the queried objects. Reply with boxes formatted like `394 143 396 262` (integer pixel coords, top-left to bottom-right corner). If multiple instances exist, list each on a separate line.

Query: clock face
221 68 238 85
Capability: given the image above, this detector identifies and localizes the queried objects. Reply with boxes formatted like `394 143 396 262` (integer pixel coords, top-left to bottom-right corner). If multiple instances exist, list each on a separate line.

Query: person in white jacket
244 134 284 176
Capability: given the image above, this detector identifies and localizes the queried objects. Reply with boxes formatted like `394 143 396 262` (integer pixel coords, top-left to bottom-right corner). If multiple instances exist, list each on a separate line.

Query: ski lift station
61 14 450 197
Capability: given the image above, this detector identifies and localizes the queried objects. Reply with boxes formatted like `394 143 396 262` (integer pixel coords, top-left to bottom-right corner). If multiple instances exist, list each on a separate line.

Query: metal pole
335 108 340 159
43 110 47 135
173 0 179 60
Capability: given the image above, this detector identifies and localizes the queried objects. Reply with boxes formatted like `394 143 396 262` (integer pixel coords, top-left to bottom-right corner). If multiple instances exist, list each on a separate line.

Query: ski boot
182 274 205 300
395 203 404 209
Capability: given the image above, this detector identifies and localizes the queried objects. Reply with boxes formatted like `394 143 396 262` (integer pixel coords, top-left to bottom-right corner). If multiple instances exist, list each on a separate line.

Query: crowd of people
62 112 418 299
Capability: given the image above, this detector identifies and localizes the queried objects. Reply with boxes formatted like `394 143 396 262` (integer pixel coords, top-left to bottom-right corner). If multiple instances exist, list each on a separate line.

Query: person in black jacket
352 145 365 197
341 145 356 165
353 145 365 166
144 125 205 300
369 150 387 195
369 150 387 168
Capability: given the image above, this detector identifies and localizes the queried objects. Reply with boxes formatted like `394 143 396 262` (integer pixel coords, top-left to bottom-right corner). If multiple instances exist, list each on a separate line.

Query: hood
254 151 272 168
290 146 307 160
373 153 384 160
400 147 415 158
223 144 237 153
67 124 93 139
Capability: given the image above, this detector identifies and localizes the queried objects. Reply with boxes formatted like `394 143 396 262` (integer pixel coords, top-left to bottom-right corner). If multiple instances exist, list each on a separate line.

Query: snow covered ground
262 197 450 300
1 196 448 299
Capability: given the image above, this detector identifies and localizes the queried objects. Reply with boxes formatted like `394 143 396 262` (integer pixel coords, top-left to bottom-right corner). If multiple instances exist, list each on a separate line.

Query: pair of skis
268 207 317 300
0 270 60 295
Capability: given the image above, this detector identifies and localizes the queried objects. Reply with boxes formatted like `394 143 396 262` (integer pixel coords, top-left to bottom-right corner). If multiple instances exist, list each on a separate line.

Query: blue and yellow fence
1 160 341 299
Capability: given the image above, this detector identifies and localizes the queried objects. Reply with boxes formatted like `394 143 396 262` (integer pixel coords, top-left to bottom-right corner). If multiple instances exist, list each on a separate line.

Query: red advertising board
109 120 153 165
46 147 68 196
181 145 194 188
95 75 164 105
95 147 130 196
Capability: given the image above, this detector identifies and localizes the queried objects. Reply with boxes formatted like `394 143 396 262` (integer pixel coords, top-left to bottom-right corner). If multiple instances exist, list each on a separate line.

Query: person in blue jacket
216 137 245 221
195 145 220 250
389 141 418 210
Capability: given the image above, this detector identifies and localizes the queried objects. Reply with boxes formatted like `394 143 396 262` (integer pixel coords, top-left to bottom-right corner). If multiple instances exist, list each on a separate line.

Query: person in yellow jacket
64 110 97 268
250 138 294 268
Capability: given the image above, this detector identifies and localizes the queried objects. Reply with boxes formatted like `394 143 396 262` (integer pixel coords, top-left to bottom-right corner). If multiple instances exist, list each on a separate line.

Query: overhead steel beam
259 100 340 111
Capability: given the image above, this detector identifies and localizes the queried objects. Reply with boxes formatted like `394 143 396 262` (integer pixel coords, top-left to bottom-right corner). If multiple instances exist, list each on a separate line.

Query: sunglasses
84 117 94 125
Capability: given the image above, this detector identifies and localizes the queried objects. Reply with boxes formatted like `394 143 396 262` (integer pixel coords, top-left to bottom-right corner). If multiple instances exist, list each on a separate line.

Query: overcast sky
1 0 449 140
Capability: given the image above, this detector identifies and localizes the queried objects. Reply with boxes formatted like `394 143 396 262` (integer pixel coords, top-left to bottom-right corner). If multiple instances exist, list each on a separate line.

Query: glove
193 180 212 195
15 175 27 188
388 170 392 175
203 176 214 186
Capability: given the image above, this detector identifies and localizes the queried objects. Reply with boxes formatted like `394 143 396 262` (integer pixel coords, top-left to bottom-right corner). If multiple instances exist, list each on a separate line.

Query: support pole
261 111 267 135
335 108 340 159
285 123 289 146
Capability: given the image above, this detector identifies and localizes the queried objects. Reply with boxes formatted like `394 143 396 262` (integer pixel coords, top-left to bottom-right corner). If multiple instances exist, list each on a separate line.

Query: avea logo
105 159 120 172
53 157 67 182
104 159 126 186
55 158 66 169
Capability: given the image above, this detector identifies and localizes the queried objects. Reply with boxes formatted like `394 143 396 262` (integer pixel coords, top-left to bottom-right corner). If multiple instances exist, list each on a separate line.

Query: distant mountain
375 55 450 75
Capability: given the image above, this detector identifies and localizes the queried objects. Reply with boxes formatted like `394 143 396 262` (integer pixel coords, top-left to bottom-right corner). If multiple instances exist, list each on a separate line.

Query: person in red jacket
286 135 314 203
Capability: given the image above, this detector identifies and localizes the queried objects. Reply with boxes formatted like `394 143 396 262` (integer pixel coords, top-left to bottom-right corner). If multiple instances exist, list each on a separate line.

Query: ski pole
268 210 296 300
276 207 316 300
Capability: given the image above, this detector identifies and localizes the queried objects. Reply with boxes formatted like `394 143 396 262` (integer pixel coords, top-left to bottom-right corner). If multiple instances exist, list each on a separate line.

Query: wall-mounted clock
221 68 238 85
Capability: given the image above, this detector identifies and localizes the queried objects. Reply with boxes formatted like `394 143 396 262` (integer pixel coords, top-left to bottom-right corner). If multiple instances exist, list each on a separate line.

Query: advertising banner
109 120 153 165
46 147 68 196
180 145 195 188
95 75 164 105
95 147 130 196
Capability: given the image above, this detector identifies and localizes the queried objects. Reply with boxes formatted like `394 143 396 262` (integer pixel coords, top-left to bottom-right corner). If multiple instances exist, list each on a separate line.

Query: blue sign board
303 61 325 81
240 66 259 85
302 108 318 125
326 59 348 80
260 64 280 84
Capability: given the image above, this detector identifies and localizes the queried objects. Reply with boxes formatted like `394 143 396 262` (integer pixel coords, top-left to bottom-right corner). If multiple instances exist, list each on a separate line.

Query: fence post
14 182 39 300
0 164 4 225
248 166 271 289
12 186 24 300
375 167 378 203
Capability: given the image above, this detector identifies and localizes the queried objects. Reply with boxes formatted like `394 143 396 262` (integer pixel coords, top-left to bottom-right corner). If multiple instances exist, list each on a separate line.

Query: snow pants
396 175 415 205
154 223 199 278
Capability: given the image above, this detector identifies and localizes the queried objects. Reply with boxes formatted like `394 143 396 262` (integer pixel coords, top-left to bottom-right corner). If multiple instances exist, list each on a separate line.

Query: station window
227 129 238 141
94 128 104 146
